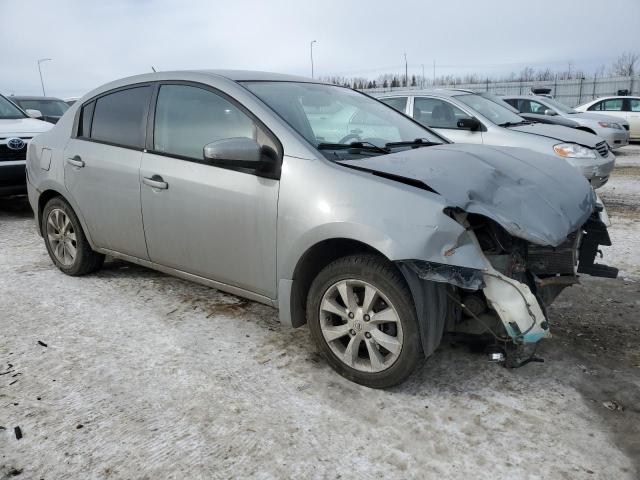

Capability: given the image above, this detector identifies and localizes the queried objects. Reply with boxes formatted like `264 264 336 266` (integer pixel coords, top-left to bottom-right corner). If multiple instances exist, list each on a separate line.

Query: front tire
42 197 105 276
307 254 422 388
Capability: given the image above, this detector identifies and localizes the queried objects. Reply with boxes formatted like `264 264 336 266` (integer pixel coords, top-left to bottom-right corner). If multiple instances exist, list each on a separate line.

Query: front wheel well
289 238 396 327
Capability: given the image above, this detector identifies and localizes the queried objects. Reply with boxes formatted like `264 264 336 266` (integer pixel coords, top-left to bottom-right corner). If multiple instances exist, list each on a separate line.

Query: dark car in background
10 96 70 124
479 92 581 128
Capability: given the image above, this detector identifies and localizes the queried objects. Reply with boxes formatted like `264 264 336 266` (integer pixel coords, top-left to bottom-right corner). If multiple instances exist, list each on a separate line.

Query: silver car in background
377 89 616 188
502 94 630 149
26 71 616 387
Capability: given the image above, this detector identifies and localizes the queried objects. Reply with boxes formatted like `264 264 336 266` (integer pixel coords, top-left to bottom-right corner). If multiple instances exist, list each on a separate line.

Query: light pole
37 58 51 96
310 40 317 79
404 52 408 87
421 64 425 88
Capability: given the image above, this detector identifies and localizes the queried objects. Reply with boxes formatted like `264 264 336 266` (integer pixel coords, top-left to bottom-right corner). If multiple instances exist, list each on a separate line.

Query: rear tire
307 254 422 388
42 197 105 276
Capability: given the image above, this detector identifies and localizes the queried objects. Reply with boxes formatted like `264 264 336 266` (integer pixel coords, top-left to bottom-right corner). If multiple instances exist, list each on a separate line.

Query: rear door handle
66 155 84 168
143 175 169 190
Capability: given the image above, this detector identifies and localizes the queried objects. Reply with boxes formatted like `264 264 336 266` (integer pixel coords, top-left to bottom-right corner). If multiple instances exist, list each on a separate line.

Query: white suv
0 93 52 195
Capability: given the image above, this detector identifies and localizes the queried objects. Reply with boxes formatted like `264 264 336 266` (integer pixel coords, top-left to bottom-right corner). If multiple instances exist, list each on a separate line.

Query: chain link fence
362 75 639 107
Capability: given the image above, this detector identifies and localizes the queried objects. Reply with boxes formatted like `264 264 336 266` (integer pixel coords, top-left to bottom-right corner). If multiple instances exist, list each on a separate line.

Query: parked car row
19 70 619 387
377 89 618 188
501 95 631 148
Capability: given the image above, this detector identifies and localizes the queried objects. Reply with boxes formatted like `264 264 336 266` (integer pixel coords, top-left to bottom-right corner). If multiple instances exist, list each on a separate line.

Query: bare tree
610 52 639 76
519 66 535 82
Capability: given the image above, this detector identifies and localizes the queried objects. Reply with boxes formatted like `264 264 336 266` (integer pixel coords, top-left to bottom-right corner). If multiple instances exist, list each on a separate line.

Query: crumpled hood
338 144 595 246
508 122 601 147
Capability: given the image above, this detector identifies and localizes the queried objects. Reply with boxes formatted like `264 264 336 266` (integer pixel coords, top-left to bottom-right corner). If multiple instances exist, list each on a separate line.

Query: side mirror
544 109 557 116
457 117 481 131
26 109 43 119
203 137 275 171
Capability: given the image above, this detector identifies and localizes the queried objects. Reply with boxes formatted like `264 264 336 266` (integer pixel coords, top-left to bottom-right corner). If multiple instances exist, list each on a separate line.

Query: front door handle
143 175 169 190
66 155 84 168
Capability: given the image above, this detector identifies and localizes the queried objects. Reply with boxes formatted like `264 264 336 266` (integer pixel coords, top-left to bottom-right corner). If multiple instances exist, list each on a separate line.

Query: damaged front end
398 207 617 368
339 143 617 367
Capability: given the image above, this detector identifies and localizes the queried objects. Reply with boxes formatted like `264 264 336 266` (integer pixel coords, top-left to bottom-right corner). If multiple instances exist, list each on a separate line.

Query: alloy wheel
46 208 77 266
319 279 403 373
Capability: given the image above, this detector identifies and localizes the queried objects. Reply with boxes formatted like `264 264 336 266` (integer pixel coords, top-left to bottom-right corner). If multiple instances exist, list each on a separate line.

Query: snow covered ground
1 145 639 480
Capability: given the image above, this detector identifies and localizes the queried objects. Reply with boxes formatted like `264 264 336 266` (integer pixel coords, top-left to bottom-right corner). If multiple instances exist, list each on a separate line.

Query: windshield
478 92 521 114
538 97 576 114
16 99 69 116
242 82 442 157
0 95 27 119
454 93 525 126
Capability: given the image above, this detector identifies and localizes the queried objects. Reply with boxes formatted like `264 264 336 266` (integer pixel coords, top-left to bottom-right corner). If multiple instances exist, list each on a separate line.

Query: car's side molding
95 248 278 308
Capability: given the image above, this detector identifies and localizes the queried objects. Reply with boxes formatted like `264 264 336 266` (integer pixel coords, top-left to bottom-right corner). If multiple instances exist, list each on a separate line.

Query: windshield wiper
385 138 442 149
499 120 530 127
316 141 389 154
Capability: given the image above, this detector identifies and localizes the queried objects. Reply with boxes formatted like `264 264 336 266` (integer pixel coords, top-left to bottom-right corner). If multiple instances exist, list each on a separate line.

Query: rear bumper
0 160 27 196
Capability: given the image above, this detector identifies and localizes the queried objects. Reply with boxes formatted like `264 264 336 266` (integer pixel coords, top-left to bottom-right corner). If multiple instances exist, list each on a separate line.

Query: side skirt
96 248 278 309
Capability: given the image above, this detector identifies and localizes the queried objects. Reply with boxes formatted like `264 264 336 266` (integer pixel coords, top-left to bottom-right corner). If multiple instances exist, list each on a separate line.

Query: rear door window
629 99 640 112
413 97 471 129
591 99 624 111
379 97 408 113
602 99 624 111
519 99 548 114
90 86 152 148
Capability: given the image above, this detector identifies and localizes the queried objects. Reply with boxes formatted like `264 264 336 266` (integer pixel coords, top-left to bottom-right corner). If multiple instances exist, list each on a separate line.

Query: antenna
151 66 157 72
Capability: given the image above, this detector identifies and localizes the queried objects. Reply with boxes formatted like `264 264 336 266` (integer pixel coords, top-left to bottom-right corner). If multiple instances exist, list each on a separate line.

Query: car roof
500 94 551 100
193 69 323 83
581 95 640 103
10 95 66 101
376 88 473 98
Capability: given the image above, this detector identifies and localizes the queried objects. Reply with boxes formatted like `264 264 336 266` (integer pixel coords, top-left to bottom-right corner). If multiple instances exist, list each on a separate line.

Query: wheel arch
286 238 404 328
36 187 96 248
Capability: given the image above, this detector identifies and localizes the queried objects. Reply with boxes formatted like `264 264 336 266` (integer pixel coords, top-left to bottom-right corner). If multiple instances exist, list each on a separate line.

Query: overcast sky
1 0 639 98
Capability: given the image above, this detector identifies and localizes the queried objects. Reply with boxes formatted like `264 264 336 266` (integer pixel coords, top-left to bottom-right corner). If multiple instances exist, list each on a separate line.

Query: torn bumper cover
397 208 617 356
339 143 616 358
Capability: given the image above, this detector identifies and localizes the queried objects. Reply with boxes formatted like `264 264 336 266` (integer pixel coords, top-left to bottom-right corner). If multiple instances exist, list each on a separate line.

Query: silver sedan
26 70 616 387
502 94 630 149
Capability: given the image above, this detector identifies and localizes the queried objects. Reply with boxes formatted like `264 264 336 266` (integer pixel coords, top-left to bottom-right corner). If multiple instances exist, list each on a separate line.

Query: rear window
90 86 152 148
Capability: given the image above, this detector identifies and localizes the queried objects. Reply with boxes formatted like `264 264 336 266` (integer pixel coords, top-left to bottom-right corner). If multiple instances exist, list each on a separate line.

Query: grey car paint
339 144 594 246
502 94 630 149
376 89 616 188
25 70 611 376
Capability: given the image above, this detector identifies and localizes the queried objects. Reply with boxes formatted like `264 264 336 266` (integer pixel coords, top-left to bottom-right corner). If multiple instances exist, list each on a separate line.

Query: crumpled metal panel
396 263 450 357
338 144 596 246
398 260 484 290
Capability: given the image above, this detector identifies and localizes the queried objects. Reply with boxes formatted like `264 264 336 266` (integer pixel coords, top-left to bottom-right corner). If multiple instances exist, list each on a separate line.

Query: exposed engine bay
399 206 617 368
338 144 617 367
